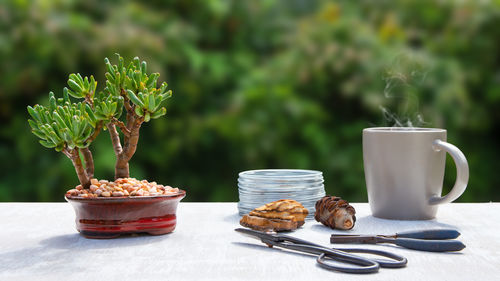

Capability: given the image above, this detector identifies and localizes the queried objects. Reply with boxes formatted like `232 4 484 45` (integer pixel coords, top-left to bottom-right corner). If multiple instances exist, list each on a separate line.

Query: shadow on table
340 215 459 235
311 215 463 235
41 232 171 249
0 232 169 274
232 241 315 259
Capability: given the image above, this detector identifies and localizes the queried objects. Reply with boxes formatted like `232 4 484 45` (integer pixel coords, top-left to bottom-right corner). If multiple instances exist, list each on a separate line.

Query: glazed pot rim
65 189 186 202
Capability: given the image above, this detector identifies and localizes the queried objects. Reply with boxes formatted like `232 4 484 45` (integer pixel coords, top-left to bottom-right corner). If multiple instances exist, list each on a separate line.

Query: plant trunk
107 123 123 156
69 149 90 189
115 161 130 179
114 119 143 179
81 147 94 179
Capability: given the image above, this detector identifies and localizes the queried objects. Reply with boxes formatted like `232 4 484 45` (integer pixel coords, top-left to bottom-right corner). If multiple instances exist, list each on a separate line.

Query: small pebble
112 191 124 197
67 189 78 196
66 178 181 198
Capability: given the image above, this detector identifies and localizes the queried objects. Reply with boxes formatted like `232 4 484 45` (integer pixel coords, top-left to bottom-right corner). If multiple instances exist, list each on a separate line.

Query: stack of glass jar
238 169 326 219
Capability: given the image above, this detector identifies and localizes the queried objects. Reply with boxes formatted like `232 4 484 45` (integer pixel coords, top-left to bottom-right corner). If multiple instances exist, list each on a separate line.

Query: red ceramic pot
65 190 186 239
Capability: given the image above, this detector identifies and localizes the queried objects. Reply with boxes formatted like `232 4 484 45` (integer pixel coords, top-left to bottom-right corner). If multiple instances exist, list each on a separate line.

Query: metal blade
330 235 380 244
235 228 279 242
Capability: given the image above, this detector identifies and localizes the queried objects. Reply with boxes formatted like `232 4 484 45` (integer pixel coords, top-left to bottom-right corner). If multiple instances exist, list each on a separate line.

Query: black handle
396 229 461 240
393 237 466 252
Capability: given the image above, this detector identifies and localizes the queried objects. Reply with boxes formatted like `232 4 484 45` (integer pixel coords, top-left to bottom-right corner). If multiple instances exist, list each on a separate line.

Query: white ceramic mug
363 127 469 220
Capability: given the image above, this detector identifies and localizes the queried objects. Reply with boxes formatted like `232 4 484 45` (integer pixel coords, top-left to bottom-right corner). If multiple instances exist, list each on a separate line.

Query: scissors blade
235 228 281 242
330 235 380 244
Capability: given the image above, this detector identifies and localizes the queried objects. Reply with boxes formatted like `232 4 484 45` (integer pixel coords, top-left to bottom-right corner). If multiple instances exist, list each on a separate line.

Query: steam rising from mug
380 52 431 128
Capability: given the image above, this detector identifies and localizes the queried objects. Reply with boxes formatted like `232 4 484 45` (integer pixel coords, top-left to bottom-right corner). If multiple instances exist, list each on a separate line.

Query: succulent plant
27 54 172 188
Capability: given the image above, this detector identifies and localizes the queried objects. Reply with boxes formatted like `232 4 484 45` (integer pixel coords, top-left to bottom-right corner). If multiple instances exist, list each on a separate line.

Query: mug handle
429 139 469 205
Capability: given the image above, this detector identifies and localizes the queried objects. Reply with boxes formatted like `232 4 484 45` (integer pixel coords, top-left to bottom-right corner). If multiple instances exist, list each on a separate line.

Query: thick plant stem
86 121 103 144
107 123 123 156
67 148 90 189
122 118 143 162
107 122 128 179
81 147 94 179
114 118 143 179
115 161 130 179
109 94 145 179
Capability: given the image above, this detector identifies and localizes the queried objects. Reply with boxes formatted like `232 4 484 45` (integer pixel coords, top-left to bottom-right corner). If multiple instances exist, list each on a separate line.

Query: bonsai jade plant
27 54 186 238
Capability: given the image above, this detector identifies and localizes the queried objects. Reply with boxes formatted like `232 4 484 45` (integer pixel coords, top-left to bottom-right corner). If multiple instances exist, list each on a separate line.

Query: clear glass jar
238 169 326 219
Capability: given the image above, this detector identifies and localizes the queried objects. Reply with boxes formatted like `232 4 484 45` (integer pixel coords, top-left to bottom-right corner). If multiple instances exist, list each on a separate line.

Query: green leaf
110 102 117 114
105 81 118 96
115 71 121 86
141 61 147 75
66 88 79 99
133 70 142 85
31 129 47 139
127 90 144 107
27 106 41 122
133 57 140 69
39 139 56 149
137 92 145 101
68 79 83 94
61 128 72 143
135 106 144 117
63 88 70 103
94 111 107 120
124 76 133 90
105 58 115 77
83 76 90 90
146 73 159 88
81 126 92 142
45 125 61 144
55 143 65 152
153 95 163 111
85 104 97 126
144 112 151 122
90 75 97 97
116 53 124 70
100 102 109 115
69 73 83 85
151 107 166 119
78 121 89 139
158 82 169 95
53 111 68 129
28 119 39 130
165 90 172 98
148 94 155 111
62 106 72 125
76 73 85 85
49 92 57 111
72 116 80 136
105 72 115 84
131 76 138 90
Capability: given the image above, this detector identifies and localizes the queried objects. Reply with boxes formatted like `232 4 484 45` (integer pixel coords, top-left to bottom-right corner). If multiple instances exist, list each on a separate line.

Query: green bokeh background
1 0 499 202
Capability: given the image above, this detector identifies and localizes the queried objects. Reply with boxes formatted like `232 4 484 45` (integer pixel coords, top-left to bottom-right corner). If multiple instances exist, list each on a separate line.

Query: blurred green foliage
1 0 499 202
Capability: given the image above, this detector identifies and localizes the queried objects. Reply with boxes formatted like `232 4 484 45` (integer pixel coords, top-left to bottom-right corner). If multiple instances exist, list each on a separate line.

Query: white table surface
0 202 499 281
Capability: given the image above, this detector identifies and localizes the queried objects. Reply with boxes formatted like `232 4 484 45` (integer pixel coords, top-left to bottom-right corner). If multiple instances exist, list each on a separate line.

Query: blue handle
396 229 460 240
394 238 466 252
